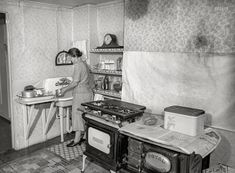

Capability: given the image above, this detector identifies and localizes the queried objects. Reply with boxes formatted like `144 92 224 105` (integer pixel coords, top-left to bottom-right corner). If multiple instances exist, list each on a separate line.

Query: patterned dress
72 61 93 131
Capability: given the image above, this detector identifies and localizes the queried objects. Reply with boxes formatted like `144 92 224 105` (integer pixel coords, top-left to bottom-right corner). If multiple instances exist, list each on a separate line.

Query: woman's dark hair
67 48 82 57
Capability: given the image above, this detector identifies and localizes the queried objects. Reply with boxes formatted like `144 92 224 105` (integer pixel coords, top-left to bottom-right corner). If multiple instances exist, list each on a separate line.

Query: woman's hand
60 87 66 96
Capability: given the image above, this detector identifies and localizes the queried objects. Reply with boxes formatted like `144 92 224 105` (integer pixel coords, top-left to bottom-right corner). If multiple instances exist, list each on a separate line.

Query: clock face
104 34 112 45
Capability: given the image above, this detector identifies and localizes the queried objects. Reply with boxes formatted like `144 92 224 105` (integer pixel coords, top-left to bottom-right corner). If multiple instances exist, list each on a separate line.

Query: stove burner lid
82 99 146 120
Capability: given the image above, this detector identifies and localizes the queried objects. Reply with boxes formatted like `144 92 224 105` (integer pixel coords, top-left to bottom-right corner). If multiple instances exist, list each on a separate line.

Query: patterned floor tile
0 150 80 173
0 142 111 173
47 140 85 161
0 164 16 173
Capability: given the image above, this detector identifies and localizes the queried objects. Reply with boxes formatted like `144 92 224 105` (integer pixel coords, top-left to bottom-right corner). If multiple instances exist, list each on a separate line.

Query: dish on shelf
113 82 122 92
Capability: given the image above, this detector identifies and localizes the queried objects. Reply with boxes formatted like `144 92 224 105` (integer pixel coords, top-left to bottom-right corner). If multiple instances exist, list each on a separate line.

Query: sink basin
55 91 73 107
57 96 73 102
56 96 73 107
33 77 74 107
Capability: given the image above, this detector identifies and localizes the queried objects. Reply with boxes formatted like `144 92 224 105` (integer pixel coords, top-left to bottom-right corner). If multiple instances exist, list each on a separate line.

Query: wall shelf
90 48 123 53
93 89 121 99
91 69 122 76
90 45 123 100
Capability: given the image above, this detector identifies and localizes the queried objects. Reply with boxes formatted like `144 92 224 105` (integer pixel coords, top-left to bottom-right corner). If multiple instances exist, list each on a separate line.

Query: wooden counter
16 95 73 147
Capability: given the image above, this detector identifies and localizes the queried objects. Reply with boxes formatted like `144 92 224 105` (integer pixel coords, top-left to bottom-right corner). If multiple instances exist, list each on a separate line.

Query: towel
72 40 88 61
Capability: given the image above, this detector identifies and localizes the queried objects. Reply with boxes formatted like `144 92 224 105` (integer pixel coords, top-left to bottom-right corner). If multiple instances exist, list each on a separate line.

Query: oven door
88 126 111 154
142 143 179 173
85 116 116 161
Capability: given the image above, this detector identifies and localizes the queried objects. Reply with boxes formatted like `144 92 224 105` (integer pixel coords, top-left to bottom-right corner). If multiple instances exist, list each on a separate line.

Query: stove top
81 99 146 121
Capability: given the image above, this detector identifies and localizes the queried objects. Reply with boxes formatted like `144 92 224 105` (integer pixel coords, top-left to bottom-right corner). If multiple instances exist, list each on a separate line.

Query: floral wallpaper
124 0 235 53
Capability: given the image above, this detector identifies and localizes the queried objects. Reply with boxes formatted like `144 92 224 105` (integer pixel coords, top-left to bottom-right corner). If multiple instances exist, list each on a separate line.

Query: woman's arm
60 80 78 95
60 63 81 95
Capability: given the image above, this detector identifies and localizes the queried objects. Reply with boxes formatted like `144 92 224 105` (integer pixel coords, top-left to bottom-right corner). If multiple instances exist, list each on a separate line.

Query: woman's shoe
66 140 75 147
66 139 86 147
77 138 86 145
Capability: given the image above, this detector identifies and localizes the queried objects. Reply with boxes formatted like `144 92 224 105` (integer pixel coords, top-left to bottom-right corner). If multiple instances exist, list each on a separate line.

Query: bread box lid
164 105 205 117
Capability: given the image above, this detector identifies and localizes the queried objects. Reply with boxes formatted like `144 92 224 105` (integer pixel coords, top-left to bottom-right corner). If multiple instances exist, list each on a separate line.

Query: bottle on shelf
116 57 123 71
102 75 110 90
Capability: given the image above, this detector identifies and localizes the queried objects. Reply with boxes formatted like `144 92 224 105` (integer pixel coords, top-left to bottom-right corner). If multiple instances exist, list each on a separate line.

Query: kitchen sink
55 96 73 107
55 91 73 107
55 90 73 141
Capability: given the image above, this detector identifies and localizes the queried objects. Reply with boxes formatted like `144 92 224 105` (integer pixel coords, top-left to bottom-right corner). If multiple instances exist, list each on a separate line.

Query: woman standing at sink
60 47 94 147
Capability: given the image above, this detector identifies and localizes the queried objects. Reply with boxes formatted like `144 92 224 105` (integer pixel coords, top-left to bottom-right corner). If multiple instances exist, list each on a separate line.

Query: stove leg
81 154 87 173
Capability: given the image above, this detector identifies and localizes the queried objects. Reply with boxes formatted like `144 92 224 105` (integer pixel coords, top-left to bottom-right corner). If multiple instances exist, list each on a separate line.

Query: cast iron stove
81 99 146 173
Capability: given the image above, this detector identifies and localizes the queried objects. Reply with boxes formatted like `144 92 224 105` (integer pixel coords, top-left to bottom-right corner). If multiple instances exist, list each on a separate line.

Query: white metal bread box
164 105 205 136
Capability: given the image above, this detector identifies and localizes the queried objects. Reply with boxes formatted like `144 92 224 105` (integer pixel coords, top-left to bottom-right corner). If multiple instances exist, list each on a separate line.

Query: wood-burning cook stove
81 99 146 173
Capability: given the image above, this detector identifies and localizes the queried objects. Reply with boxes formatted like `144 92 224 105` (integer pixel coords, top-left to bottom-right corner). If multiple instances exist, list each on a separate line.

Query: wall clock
97 33 123 49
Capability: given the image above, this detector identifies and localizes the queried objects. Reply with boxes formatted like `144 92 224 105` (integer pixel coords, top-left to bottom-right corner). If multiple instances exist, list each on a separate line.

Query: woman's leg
74 130 84 143
68 92 92 146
